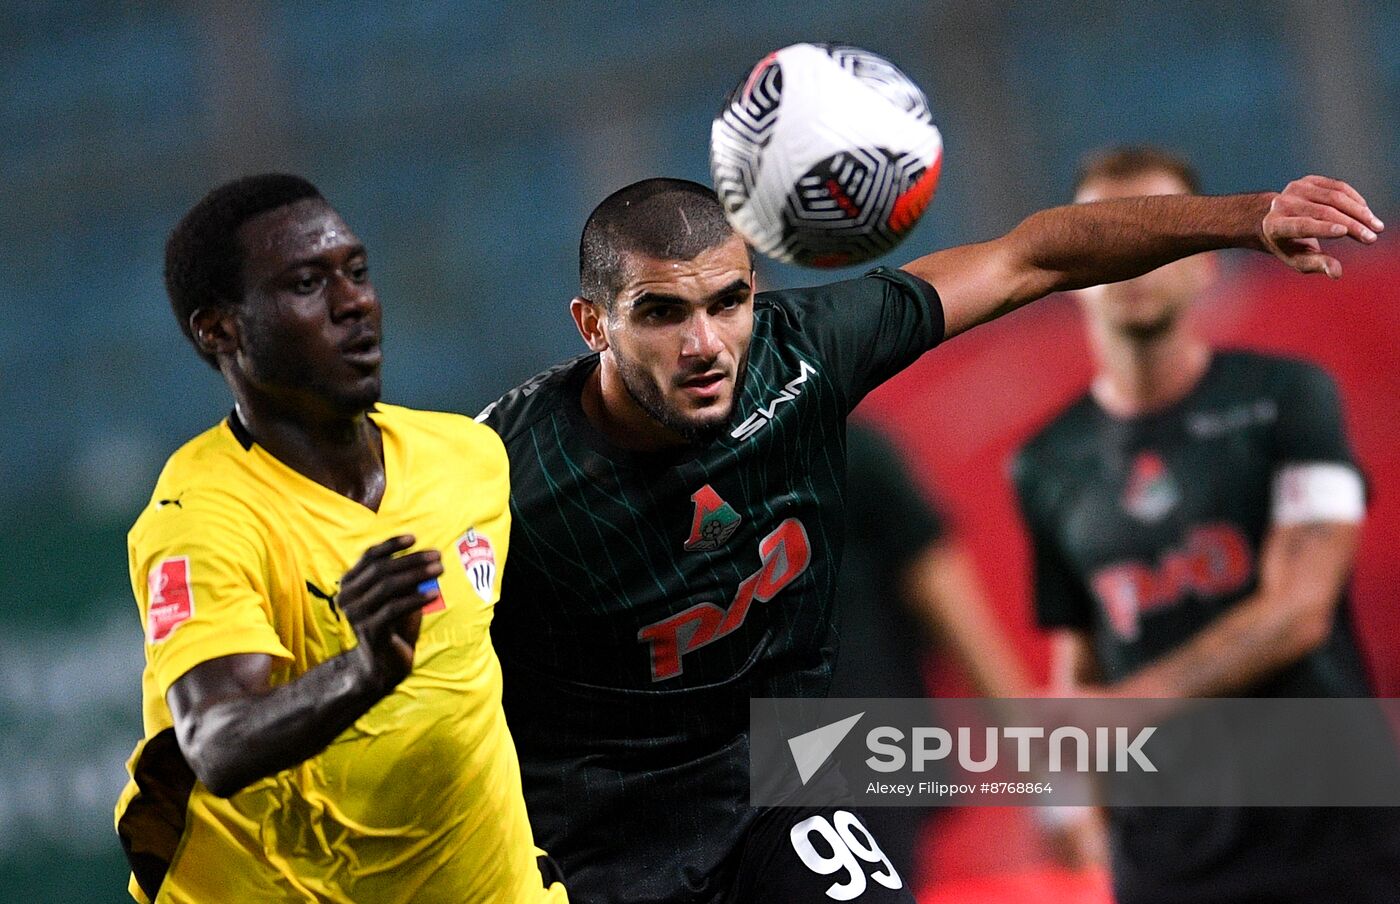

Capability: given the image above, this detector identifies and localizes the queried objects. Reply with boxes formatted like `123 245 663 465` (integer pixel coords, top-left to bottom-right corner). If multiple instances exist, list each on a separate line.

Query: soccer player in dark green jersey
480 175 1382 904
1014 147 1400 902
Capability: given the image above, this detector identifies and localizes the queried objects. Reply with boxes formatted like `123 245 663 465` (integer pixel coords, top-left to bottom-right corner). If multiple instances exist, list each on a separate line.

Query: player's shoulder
1010 393 1103 519
757 267 936 317
130 420 266 547
145 419 254 500
1014 391 1100 479
475 354 594 446
1212 347 1328 381
375 402 504 454
1208 348 1341 402
752 268 941 371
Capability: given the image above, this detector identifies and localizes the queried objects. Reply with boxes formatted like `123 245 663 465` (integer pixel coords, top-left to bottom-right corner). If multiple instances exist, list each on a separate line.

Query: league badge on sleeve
147 556 194 642
456 529 497 602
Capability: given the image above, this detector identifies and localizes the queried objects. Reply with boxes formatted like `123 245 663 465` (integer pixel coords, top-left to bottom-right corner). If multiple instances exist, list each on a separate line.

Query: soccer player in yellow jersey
114 174 568 904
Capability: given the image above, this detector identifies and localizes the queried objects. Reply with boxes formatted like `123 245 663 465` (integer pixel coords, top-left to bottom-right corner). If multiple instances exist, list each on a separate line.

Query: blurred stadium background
2 2 1396 901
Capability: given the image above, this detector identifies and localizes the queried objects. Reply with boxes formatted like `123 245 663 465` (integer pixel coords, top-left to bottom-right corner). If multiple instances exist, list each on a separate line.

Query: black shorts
1110 806 1400 904
725 806 917 903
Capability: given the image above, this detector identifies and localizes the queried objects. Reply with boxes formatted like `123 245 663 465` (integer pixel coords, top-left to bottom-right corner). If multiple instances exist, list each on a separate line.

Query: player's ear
190 305 238 361
570 296 610 352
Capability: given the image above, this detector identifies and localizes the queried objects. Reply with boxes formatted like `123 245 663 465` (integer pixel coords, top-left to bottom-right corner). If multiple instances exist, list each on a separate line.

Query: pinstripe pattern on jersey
479 268 943 904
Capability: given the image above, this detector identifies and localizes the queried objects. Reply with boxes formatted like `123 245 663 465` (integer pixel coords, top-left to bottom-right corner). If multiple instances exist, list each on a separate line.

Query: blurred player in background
828 421 1033 881
1013 146 1400 903
478 174 1380 904
115 175 566 903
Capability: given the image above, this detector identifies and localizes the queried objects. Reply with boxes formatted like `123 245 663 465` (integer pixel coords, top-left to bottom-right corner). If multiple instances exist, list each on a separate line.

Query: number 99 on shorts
789 810 903 901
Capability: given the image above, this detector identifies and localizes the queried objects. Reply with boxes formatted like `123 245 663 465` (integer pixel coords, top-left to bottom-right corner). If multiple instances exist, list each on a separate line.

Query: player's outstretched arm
902 175 1383 340
167 535 442 797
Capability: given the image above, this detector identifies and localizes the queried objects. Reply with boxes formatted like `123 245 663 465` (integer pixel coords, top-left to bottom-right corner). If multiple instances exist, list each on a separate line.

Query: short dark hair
579 178 745 308
1074 146 1201 197
165 173 324 368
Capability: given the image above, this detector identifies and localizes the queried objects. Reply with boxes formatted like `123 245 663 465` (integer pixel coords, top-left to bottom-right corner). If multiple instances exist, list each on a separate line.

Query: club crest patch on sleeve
147 556 194 642
456 529 497 602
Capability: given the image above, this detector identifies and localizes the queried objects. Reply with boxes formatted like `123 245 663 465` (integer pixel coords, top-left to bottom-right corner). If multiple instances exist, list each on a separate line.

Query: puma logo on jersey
731 359 817 441
306 579 341 617
639 518 811 680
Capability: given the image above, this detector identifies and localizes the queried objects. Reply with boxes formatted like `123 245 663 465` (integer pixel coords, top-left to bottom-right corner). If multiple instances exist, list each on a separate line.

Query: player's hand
1038 806 1108 871
337 535 443 694
1261 175 1383 279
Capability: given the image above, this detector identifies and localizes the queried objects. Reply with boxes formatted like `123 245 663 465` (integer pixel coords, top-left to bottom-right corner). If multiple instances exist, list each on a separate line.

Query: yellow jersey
115 404 566 904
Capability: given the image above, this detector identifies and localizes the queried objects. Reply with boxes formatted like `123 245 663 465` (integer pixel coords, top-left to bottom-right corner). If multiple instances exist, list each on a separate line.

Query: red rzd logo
1091 523 1253 640
639 518 811 681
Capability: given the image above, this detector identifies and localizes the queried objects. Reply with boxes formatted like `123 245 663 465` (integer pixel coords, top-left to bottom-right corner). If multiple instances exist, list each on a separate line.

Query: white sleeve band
1271 462 1366 526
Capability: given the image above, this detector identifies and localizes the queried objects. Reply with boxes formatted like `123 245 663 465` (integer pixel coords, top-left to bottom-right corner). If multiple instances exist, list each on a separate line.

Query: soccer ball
710 43 943 268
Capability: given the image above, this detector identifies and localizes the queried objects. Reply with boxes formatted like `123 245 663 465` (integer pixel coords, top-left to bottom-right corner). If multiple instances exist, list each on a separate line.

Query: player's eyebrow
277 243 368 274
708 278 752 301
630 279 751 310
629 292 685 309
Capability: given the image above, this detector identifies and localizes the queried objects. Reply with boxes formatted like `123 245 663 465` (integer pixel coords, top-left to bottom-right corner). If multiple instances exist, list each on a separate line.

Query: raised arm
168 535 441 797
903 176 1383 339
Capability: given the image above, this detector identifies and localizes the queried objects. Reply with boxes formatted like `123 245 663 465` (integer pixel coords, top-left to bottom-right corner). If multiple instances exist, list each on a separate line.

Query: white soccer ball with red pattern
710 43 943 268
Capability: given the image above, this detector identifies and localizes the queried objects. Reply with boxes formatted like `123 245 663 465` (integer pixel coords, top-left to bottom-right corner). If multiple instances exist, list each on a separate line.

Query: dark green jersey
1013 350 1370 695
480 269 942 904
1013 350 1397 903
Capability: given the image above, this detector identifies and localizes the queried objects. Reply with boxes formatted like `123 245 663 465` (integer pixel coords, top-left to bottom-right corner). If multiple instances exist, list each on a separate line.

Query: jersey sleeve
1269 362 1367 524
845 425 945 576
128 497 292 696
1274 362 1355 466
1010 450 1095 631
772 267 944 412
